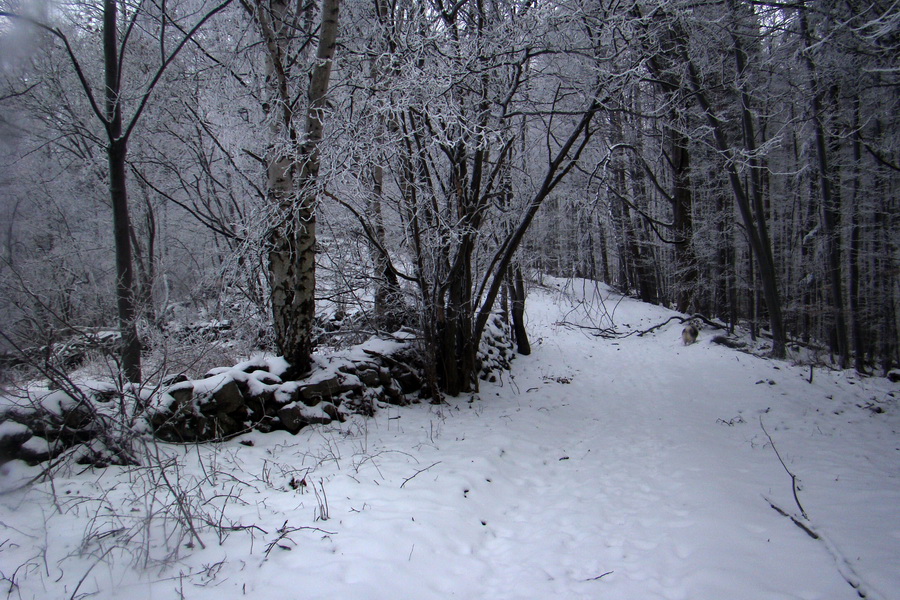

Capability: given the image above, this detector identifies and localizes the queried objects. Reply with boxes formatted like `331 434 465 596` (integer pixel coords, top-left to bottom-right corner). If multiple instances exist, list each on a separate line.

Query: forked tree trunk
262 0 340 377
4 0 233 383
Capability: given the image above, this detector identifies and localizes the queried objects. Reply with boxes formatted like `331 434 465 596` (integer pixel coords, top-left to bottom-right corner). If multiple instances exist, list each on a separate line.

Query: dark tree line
531 0 898 373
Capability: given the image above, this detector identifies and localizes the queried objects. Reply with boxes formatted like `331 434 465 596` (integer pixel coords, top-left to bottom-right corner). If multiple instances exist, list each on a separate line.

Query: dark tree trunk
671 131 695 313
800 8 849 368
108 139 142 383
510 264 530 355
596 216 611 284
849 98 866 373
105 0 141 383
437 237 476 396
683 53 786 357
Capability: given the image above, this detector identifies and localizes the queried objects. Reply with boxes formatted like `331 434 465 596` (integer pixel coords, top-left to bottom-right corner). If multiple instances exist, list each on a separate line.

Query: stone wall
0 332 426 465
0 323 517 467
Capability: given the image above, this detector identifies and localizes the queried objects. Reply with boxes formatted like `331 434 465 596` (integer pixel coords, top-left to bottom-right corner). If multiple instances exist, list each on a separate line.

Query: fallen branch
760 416 887 599
764 497 886 600
555 312 726 340
766 499 817 539
554 321 625 339
636 313 725 337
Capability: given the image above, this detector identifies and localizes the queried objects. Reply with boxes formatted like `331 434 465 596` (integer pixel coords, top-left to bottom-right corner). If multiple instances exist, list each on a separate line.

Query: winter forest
0 0 899 598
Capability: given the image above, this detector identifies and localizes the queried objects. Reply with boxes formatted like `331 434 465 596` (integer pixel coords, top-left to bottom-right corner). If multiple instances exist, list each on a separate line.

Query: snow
18 435 52 455
1 278 898 600
0 420 30 438
279 400 332 422
38 388 79 415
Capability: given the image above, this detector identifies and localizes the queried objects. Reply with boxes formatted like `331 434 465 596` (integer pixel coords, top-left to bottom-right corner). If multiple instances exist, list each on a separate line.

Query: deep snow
1 278 898 600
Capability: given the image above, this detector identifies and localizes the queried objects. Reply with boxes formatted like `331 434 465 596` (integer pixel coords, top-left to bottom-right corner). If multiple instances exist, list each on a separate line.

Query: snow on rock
0 420 32 462
38 389 79 416
15 435 55 463
147 331 424 441
0 420 31 439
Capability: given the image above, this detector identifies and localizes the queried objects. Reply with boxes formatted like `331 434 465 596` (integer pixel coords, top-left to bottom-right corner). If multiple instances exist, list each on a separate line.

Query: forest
1 3 899 598
0 0 898 392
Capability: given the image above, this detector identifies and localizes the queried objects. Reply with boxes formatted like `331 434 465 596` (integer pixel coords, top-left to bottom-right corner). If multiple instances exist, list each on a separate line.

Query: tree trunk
105 0 141 383
671 130 695 313
596 215 611 284
473 101 599 349
799 7 849 368
371 162 402 330
683 55 787 357
108 139 142 383
510 264 530 355
264 0 340 377
439 247 476 396
849 98 866 373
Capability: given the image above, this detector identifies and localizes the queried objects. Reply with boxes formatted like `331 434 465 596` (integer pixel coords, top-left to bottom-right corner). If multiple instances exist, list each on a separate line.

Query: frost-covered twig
313 479 330 521
145 444 207 550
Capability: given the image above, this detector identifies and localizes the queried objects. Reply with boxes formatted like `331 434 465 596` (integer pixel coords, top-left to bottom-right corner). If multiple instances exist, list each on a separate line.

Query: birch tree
242 0 340 377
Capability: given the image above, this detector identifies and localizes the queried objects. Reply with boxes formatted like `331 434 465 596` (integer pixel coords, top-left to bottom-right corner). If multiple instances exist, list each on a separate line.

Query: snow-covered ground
1 279 898 600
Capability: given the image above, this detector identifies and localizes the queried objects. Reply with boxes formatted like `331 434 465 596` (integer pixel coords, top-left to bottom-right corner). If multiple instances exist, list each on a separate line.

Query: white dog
682 324 699 345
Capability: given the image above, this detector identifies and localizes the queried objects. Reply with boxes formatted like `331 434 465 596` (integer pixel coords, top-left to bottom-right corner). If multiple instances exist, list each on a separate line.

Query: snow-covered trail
230 280 897 600
2 280 898 600
448 283 855 600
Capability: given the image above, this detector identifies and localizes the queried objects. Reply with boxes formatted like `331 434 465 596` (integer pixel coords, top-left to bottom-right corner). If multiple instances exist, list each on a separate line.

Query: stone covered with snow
147 331 425 443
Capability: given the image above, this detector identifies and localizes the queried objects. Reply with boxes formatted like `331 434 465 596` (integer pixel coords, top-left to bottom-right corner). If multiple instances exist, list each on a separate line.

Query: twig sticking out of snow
400 461 441 489
765 498 887 600
761 417 889 600
264 521 336 558
313 479 330 521
759 416 807 519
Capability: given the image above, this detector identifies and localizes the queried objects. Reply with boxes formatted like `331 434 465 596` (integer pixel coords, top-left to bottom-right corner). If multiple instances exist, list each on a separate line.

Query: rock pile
0 381 130 467
1 324 520 467
145 331 426 442
478 313 517 383
0 331 427 465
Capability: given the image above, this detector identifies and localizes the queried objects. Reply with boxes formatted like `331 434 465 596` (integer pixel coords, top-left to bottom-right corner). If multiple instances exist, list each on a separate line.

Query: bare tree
1 0 234 382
